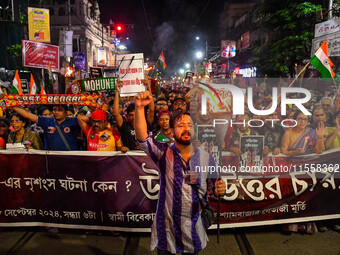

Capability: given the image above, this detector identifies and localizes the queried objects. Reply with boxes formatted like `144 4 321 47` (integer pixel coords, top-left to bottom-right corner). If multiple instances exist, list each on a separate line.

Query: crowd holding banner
0 148 339 231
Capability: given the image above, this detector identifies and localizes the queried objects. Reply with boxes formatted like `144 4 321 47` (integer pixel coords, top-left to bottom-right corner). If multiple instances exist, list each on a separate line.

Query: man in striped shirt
134 91 226 254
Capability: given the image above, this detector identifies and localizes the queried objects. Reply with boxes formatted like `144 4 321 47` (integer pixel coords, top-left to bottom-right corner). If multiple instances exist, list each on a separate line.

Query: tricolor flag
40 84 46 95
157 51 167 69
310 41 335 78
11 70 23 95
29 74 38 94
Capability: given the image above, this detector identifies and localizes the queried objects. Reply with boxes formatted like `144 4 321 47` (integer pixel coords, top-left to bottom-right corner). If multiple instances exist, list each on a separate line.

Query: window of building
50 8 54 16
58 7 65 16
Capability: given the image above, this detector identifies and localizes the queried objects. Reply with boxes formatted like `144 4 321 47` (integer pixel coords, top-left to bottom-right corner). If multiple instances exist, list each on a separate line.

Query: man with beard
134 91 226 254
12 105 79 151
77 109 127 151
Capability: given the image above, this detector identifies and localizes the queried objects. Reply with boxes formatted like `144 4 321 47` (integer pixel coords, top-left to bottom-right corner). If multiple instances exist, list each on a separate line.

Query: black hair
0 117 10 127
293 110 308 121
160 88 169 100
126 103 135 114
170 110 190 128
10 113 28 127
52 105 67 112
66 105 75 114
38 107 50 116
312 107 325 115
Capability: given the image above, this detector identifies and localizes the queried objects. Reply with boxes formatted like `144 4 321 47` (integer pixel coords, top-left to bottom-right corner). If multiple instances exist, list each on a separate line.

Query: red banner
22 40 60 70
0 94 103 111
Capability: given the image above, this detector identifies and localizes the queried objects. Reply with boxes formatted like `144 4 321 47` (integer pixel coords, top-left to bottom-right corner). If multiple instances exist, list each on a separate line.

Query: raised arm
111 82 124 128
134 91 152 141
145 77 155 126
77 113 90 132
12 106 38 123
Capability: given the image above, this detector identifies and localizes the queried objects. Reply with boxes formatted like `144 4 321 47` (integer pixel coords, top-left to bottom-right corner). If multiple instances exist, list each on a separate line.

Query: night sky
98 0 225 75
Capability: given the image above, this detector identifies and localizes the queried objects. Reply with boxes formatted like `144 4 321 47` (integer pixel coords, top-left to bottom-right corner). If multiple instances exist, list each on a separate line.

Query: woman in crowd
7 113 43 150
281 110 325 156
0 117 10 149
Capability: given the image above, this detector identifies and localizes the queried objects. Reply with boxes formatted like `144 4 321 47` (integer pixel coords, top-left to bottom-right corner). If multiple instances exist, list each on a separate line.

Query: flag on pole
157 51 167 69
29 74 38 94
11 70 23 95
48 64 53 80
40 84 46 95
310 41 335 78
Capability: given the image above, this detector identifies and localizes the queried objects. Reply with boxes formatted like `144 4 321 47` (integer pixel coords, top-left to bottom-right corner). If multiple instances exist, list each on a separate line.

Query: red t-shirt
83 126 122 151
0 137 5 149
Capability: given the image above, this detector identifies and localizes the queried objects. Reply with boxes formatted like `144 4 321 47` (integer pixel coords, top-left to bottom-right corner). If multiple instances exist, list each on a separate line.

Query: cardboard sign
117 53 145 97
239 135 264 170
90 67 103 78
22 40 59 70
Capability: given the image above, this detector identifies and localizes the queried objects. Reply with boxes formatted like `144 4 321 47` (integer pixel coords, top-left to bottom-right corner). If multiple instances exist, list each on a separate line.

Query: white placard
311 31 340 57
315 18 340 38
117 53 145 97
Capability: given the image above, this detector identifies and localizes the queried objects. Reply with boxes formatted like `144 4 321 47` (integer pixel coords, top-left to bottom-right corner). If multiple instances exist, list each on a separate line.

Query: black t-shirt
259 124 285 152
118 121 140 150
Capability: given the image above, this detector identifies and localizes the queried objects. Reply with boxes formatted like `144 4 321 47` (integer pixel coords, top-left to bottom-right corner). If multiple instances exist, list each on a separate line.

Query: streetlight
118 45 127 50
196 51 203 59
179 69 185 75
196 36 200 41
185 63 190 69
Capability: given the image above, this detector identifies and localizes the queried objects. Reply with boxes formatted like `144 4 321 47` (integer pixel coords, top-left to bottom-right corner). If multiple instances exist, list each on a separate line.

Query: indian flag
11 70 23 95
310 41 335 78
40 84 46 95
29 74 38 94
157 51 167 69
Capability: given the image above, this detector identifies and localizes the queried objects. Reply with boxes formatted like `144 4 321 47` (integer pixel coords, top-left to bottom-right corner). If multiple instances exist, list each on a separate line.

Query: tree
249 0 323 77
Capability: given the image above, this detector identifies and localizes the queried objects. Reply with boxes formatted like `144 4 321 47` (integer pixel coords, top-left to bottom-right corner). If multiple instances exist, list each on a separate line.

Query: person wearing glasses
281 110 325 156
11 105 80 151
173 94 188 112
7 113 42 150
77 109 128 152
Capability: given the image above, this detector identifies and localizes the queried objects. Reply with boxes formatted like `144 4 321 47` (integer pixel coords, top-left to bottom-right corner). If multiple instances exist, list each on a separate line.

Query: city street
1 225 339 255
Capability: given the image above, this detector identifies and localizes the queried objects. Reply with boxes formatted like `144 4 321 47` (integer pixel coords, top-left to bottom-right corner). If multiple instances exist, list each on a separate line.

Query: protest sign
117 53 145 97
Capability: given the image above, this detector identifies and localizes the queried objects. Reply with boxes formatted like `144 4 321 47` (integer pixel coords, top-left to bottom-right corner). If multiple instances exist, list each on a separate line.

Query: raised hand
115 81 123 93
316 122 325 138
134 91 153 108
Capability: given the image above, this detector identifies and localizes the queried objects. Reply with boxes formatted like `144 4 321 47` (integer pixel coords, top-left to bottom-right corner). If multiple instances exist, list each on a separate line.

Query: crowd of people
0 78 340 238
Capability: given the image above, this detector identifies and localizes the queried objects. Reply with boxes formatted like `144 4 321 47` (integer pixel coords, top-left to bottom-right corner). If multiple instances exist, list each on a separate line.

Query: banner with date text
0 149 339 231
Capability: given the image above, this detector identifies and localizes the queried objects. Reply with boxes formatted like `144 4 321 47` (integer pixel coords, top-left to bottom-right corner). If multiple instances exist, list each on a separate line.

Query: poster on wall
98 48 107 66
28 7 50 43
221 40 236 58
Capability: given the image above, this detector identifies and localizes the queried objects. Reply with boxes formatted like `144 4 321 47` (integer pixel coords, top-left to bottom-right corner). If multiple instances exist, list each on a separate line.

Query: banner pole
288 62 310 88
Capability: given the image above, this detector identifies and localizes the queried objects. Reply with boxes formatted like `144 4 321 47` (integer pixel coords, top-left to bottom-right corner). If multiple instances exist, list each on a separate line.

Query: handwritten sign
117 53 145 97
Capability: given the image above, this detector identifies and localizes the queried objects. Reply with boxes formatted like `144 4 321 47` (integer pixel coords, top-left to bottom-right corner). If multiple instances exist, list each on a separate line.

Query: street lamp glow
185 63 190 68
179 69 185 74
196 36 200 40
196 51 203 59
118 45 127 50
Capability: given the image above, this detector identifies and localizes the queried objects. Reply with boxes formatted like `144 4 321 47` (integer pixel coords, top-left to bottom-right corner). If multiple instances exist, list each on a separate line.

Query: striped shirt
139 135 217 253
